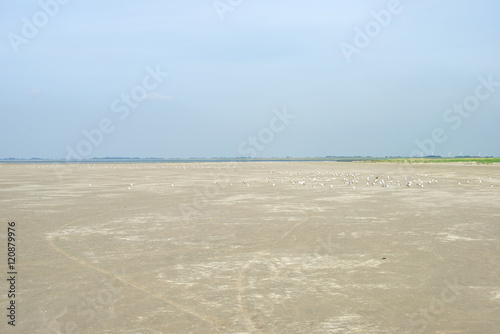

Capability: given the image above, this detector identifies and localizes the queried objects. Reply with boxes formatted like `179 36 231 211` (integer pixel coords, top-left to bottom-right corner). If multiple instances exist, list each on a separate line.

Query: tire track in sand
46 217 227 330
236 210 310 333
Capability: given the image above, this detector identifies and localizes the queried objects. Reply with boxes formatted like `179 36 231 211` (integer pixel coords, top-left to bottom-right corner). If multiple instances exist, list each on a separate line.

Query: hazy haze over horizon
1 0 500 159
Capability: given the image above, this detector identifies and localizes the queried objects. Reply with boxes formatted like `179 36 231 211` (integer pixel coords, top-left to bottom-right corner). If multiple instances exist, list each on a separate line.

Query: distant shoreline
1 157 499 164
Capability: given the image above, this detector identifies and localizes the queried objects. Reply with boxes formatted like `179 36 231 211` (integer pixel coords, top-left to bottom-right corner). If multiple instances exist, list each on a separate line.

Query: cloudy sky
1 0 499 159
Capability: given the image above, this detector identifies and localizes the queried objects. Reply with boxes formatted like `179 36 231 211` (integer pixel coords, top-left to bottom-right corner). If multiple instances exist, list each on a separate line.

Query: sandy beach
1 162 499 333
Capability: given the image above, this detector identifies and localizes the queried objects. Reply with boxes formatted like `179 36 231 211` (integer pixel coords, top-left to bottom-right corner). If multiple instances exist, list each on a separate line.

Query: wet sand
0 162 499 333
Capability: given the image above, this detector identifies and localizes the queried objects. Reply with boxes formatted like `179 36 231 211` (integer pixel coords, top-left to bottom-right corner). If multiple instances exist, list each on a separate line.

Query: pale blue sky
1 0 499 159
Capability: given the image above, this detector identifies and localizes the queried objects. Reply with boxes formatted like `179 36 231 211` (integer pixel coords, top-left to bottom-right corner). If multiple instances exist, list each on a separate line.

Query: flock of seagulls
96 171 495 191
4 164 496 191
133 167 495 191
230 171 495 191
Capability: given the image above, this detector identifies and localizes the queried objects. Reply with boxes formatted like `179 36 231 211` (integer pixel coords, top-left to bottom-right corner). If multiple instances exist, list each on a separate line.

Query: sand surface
0 162 499 333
